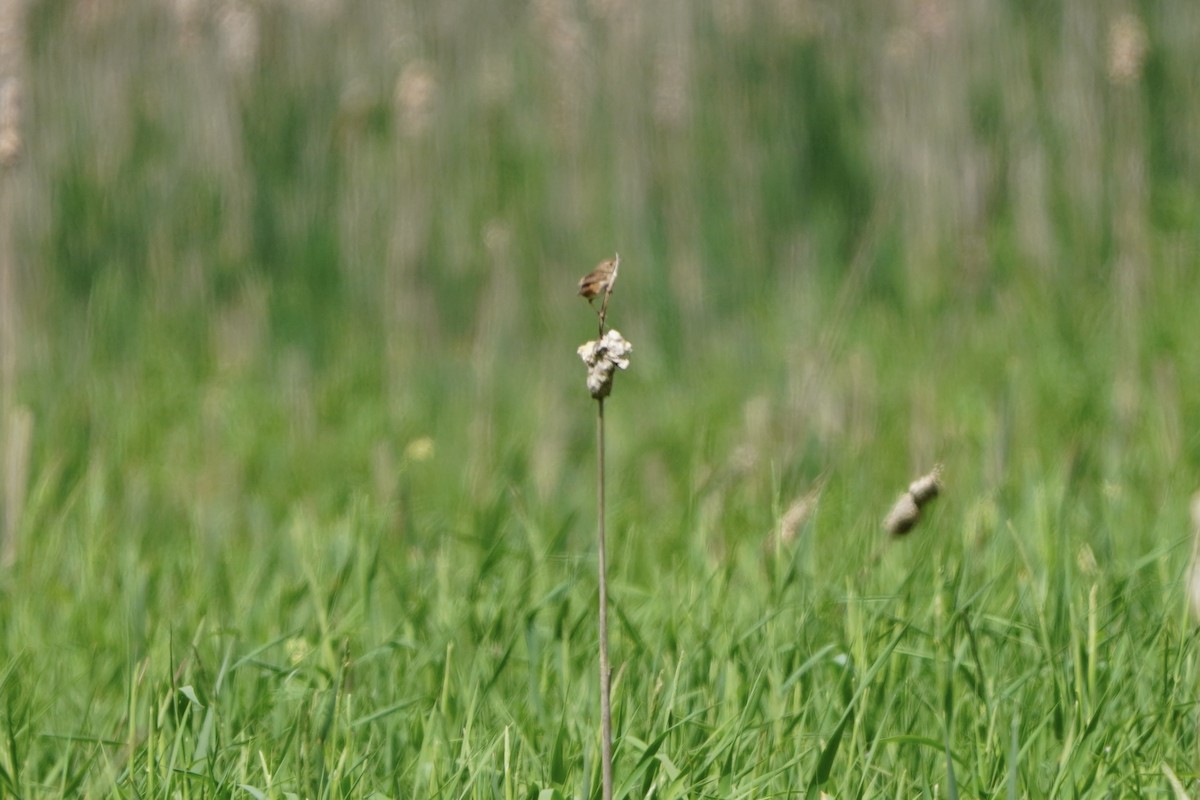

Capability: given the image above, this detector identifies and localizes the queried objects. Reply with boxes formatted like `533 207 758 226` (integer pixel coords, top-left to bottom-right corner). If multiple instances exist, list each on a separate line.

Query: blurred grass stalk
2 406 30 567
0 149 21 568
0 0 24 567
1190 492 1200 777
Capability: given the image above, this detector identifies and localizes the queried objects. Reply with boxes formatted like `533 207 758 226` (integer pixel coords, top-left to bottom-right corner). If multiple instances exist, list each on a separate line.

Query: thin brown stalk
596 268 616 800
596 394 613 800
577 254 627 800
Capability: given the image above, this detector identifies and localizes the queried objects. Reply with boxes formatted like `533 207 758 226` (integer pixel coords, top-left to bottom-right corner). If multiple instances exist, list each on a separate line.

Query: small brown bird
578 254 620 308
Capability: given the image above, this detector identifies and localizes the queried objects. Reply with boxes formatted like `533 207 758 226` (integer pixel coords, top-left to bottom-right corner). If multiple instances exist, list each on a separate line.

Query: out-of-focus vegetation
1 0 1200 796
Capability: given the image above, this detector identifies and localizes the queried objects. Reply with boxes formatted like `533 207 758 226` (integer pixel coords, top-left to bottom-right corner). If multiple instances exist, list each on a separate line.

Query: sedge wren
578 254 620 310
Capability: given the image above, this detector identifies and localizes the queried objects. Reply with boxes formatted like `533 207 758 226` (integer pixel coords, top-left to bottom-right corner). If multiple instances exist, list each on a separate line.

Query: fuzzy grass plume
884 465 943 536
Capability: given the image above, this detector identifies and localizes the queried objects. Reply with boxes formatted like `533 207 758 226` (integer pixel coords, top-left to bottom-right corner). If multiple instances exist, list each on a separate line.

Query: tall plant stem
596 394 613 800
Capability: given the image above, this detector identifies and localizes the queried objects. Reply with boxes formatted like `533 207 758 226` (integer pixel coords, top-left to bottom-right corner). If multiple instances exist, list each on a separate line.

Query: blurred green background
6 0 1198 519
2 0 1200 796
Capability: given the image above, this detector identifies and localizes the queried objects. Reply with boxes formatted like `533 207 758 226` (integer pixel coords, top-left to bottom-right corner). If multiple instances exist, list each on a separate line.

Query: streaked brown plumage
578 255 619 305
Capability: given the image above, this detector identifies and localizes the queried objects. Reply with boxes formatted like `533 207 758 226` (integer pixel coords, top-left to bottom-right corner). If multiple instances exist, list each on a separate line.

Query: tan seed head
884 465 943 536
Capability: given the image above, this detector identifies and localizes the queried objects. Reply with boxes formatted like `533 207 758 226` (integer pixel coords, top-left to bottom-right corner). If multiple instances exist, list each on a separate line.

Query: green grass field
2 1 1200 797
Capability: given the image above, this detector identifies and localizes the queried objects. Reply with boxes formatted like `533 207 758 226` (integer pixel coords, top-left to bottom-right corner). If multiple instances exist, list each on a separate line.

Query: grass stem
596 393 613 800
